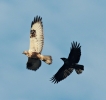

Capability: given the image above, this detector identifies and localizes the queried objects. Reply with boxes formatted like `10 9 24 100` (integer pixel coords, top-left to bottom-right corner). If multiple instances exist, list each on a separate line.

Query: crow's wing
68 41 81 63
29 16 44 53
27 58 41 71
50 64 74 83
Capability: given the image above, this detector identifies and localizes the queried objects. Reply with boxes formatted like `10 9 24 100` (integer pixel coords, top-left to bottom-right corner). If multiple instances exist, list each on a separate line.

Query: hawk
23 16 52 71
51 41 84 83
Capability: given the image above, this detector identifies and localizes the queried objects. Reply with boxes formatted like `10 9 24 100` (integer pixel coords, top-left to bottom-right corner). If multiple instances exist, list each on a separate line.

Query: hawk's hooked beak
22 51 28 55
22 52 25 54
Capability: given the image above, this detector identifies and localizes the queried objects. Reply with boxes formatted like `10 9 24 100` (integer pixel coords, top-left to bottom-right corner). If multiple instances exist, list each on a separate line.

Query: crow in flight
51 41 84 83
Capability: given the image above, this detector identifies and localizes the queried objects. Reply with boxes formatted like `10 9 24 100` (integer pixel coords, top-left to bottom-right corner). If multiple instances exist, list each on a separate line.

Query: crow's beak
60 58 66 61
60 58 63 60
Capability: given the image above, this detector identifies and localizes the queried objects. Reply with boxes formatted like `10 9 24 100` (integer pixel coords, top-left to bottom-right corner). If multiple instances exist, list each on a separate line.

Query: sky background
0 0 106 100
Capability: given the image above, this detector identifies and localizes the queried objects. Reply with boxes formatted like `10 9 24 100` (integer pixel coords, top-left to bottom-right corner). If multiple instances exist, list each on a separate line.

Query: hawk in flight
51 41 84 83
23 16 52 71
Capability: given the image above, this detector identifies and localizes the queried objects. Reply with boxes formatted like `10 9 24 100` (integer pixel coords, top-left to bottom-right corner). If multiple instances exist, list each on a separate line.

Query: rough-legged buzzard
23 16 52 71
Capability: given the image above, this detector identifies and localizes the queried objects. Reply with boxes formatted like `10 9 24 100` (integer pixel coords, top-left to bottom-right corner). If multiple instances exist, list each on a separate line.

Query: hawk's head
22 51 29 56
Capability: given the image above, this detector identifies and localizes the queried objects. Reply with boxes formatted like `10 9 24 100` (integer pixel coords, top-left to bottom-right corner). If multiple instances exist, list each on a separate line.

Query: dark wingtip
50 76 58 84
31 15 43 28
71 41 81 49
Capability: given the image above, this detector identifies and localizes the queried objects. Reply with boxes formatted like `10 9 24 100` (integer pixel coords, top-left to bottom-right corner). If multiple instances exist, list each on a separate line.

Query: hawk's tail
74 64 84 74
41 55 52 64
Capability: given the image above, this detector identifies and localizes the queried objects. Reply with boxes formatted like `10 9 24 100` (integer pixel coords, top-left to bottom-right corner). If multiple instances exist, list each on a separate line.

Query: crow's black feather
51 41 84 84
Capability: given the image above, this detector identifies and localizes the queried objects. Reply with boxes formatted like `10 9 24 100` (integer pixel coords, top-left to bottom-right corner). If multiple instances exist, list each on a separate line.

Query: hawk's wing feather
51 64 74 83
68 41 81 63
27 57 41 71
29 16 44 53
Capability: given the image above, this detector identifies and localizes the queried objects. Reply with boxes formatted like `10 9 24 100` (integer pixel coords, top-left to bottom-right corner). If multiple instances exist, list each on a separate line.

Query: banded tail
40 55 52 64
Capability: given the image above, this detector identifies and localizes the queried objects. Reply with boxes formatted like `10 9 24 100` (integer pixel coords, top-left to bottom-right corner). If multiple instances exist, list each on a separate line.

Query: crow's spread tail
75 64 84 74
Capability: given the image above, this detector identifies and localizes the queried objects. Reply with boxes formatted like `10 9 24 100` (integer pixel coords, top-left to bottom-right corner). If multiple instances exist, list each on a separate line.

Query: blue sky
0 0 106 100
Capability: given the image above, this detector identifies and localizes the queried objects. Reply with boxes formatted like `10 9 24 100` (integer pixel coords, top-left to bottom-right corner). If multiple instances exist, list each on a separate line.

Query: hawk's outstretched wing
27 58 41 71
68 41 81 63
29 16 44 53
50 64 74 83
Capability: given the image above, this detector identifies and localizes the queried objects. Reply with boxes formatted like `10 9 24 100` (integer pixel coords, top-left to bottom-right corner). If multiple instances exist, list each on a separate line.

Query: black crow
51 41 84 83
